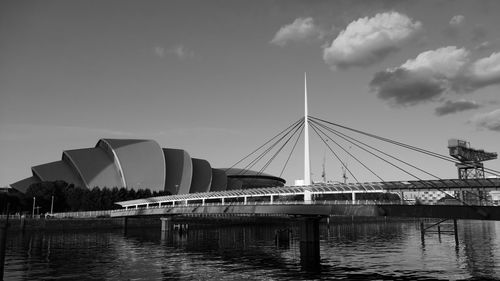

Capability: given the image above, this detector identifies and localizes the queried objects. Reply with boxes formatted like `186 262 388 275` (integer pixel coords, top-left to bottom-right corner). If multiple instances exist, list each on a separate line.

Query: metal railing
112 199 411 212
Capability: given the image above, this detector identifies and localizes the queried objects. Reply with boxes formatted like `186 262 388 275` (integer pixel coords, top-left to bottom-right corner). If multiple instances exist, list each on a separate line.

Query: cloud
444 15 465 38
461 52 500 90
371 46 500 106
475 41 492 51
153 44 194 59
154 46 166 58
470 109 500 131
449 15 465 26
435 99 482 116
169 45 194 59
322 11 422 69
270 17 325 47
370 68 445 106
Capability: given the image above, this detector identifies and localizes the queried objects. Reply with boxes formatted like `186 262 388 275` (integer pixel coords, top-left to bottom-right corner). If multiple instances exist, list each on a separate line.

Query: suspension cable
310 117 489 203
309 121 360 183
311 116 500 178
310 116 459 163
311 119 443 180
259 120 304 174
226 118 303 173
239 118 304 175
279 122 305 178
311 121 384 182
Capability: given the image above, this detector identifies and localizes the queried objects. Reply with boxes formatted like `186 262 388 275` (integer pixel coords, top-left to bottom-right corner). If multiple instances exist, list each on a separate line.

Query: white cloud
371 46 500 107
270 17 325 47
153 44 194 59
401 46 469 78
323 11 422 69
475 41 492 51
467 52 500 86
169 45 194 59
449 15 465 26
154 46 165 58
470 109 500 131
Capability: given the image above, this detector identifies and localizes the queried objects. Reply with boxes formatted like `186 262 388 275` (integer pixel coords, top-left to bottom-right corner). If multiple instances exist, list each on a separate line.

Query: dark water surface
4 220 500 280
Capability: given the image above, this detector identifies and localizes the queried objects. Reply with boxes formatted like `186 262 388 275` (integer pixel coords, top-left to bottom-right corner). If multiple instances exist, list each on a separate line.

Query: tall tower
304 72 311 185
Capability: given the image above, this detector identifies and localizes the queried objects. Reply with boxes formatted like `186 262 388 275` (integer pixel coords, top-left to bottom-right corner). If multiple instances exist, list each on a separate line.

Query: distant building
10 138 285 194
402 191 454 204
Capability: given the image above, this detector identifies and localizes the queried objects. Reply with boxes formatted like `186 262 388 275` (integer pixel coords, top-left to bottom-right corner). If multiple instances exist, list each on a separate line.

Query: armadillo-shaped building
10 139 285 194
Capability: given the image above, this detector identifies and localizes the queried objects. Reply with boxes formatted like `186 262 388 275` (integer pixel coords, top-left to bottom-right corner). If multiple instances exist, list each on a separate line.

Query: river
4 219 500 280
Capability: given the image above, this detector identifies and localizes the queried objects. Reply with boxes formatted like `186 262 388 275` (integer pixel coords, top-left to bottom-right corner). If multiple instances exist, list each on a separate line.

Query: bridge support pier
420 218 459 246
299 216 321 272
161 217 173 232
122 217 128 235
0 206 10 281
275 228 291 249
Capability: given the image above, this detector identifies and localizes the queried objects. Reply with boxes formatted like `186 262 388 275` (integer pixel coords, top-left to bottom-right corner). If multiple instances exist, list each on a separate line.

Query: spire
304 72 311 185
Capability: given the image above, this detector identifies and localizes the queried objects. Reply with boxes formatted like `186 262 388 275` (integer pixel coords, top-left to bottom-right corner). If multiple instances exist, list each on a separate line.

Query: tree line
0 181 170 215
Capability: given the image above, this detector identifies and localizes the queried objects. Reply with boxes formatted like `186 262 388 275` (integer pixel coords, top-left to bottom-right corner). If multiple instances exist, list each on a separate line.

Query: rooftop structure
10 138 285 194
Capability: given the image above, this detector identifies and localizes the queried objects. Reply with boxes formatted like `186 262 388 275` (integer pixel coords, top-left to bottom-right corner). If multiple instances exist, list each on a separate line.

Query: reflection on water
4 220 500 280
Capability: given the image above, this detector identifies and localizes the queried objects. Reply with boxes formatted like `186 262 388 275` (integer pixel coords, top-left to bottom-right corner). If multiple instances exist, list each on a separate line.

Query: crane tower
448 139 497 179
448 139 497 204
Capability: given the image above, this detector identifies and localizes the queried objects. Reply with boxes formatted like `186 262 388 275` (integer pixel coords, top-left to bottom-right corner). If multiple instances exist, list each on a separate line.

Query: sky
1 0 500 187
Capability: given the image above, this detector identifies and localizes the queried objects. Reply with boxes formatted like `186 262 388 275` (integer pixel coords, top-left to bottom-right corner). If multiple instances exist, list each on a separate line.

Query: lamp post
32 197 36 218
50 196 54 215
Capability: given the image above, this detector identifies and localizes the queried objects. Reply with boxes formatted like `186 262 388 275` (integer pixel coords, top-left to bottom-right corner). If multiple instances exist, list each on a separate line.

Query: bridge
111 178 500 220
108 76 500 269
109 177 500 270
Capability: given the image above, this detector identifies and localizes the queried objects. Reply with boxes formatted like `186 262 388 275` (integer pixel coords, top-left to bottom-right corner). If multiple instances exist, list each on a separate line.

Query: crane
448 139 497 204
448 139 497 179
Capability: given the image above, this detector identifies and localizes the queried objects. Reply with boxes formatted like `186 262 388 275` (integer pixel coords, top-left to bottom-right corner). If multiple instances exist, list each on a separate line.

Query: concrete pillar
244 197 247 204
122 217 128 235
202 199 205 206
161 217 173 232
221 198 225 205
304 190 312 204
275 228 290 249
299 216 321 272
270 195 274 204
352 192 356 204
453 219 459 246
0 216 9 280
20 216 26 232
420 221 425 244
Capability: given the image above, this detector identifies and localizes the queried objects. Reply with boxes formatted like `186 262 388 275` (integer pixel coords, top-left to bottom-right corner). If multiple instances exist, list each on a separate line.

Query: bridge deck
110 202 500 221
115 178 500 209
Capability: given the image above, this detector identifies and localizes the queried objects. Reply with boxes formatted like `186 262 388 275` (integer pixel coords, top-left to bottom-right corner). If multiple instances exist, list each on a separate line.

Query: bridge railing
48 210 114 218
112 199 411 212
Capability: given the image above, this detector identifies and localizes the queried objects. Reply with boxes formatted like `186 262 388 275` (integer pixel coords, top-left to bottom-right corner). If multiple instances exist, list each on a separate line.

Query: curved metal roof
63 148 123 189
98 139 166 192
163 148 193 195
222 168 286 183
190 158 212 193
32 160 85 188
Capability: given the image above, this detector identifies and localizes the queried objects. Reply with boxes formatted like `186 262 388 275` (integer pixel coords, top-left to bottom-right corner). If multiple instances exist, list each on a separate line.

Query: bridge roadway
111 178 500 220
